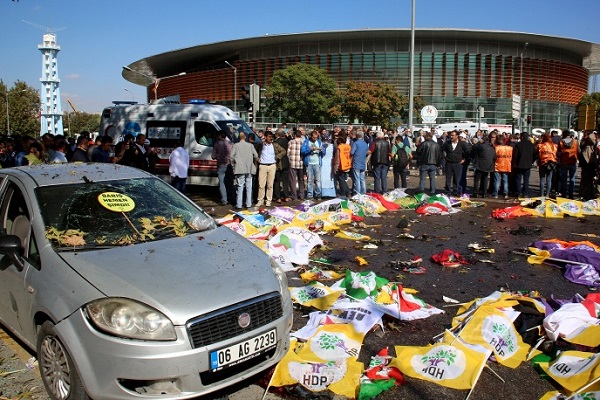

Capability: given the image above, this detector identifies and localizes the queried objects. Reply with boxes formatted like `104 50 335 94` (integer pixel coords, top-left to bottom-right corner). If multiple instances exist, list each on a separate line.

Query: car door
0 180 38 339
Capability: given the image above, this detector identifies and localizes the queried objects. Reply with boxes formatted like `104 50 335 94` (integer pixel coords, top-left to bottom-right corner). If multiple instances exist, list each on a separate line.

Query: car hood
59 226 280 325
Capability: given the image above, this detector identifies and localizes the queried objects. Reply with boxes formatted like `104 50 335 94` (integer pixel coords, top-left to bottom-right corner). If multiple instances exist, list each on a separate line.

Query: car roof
1 163 153 187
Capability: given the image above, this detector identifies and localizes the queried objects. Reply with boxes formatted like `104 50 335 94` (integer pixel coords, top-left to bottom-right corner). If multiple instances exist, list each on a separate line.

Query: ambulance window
146 121 186 148
194 121 218 147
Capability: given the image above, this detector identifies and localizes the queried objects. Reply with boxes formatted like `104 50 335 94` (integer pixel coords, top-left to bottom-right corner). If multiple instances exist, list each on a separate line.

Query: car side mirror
0 235 25 271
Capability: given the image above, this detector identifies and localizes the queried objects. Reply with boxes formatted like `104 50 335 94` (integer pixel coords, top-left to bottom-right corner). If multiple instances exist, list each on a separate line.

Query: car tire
37 321 89 400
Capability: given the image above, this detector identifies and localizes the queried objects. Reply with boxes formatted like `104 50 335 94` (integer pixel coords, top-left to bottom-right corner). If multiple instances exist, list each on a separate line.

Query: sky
2 0 600 113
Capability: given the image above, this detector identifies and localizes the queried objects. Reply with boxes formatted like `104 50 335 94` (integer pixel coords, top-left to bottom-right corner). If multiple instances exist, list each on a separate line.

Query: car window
35 177 215 250
1 183 30 239
194 121 218 147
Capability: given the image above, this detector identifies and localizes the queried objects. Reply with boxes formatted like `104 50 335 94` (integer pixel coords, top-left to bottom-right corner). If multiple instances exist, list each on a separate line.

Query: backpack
394 143 410 168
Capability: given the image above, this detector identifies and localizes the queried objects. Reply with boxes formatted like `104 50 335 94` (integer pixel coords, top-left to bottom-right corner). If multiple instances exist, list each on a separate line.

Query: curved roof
123 29 600 85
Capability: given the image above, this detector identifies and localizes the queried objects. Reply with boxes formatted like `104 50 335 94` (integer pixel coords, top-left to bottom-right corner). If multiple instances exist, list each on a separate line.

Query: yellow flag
271 339 363 398
540 389 600 400
335 230 371 241
457 305 529 368
556 197 585 217
565 325 600 348
289 282 343 310
296 323 365 361
392 340 487 390
539 351 600 392
545 200 564 218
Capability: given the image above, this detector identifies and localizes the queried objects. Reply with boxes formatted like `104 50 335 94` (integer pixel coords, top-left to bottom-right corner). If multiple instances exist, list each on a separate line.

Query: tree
400 96 426 125
332 81 407 129
264 63 338 124
577 93 600 130
0 80 40 137
63 111 100 137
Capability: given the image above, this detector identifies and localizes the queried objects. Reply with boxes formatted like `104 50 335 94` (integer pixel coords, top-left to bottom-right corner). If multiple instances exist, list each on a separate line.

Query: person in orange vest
493 135 513 198
557 129 578 199
333 134 352 198
536 132 558 198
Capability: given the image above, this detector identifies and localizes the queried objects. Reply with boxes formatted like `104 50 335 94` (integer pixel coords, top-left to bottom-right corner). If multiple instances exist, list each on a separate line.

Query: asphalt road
2 167 598 400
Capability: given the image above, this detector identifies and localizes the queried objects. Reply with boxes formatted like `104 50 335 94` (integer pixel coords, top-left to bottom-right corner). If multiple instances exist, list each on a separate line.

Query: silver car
0 163 292 400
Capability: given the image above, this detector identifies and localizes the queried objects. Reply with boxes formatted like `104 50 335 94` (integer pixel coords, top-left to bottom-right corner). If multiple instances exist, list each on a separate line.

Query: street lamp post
124 88 135 101
225 61 237 113
519 42 529 133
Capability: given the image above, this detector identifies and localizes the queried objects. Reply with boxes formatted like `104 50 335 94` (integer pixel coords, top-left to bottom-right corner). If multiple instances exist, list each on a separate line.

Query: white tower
38 32 63 136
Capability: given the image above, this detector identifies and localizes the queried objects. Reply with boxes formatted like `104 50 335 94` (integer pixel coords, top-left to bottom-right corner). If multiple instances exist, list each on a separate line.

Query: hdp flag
289 282 343 310
539 351 600 392
339 270 388 299
271 340 363 398
540 389 600 400
457 305 529 368
392 340 487 390
296 323 365 362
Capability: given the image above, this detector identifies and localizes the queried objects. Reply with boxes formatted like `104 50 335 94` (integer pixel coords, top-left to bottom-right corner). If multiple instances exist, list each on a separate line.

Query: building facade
123 29 600 130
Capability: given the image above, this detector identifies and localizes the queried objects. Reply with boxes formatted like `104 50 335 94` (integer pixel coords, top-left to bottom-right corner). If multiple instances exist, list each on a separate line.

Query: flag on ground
539 351 600 392
457 305 530 368
392 339 488 390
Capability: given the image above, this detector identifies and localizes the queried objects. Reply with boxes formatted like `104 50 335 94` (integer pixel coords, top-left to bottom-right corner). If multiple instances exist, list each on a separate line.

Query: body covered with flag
529 239 600 287
543 294 600 348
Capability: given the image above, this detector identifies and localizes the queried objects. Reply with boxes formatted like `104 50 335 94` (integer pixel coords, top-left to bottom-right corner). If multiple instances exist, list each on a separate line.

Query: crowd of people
3 124 598 205
0 131 161 172
215 123 600 209
214 124 414 210
411 126 600 201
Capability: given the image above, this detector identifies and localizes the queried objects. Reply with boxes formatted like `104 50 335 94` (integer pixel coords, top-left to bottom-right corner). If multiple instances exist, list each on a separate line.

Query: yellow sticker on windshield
98 192 135 212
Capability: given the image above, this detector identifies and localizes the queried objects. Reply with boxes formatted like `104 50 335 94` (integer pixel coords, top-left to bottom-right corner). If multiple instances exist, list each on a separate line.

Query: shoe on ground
255 200 264 207
492 195 498 199
265 202 272 207
504 195 508 199
234 206 243 211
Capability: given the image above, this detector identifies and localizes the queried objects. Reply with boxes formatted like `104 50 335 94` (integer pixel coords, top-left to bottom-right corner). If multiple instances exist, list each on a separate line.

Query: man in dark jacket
458 133 473 195
416 132 442 195
441 130 468 195
511 132 536 197
557 130 578 199
471 135 496 198
369 131 392 194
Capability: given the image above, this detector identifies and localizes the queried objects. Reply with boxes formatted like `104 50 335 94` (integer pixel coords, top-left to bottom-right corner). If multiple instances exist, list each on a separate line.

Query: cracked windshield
37 178 215 249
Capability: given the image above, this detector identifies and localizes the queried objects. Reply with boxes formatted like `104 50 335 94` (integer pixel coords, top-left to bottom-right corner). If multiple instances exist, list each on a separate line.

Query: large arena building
123 29 600 129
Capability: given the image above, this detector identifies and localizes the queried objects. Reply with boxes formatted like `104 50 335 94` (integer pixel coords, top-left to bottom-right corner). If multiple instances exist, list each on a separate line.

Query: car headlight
84 298 176 341
270 258 288 291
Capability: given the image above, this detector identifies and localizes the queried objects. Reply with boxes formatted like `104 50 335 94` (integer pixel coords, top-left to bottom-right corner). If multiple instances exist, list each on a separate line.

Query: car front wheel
37 321 89 400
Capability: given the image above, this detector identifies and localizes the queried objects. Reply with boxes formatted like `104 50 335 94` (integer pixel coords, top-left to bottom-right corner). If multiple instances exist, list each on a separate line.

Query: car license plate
210 329 277 371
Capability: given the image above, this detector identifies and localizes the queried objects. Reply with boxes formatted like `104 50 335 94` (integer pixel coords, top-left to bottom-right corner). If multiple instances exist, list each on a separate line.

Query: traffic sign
421 105 438 123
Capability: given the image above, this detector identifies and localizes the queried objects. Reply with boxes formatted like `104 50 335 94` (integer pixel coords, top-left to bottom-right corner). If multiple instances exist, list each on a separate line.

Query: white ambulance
100 100 254 186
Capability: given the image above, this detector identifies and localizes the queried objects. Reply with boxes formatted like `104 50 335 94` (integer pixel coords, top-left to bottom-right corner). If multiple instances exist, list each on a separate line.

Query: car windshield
36 177 215 250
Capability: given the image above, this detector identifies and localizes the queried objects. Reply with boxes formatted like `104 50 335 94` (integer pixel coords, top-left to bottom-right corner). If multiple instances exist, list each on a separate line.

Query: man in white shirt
169 141 190 194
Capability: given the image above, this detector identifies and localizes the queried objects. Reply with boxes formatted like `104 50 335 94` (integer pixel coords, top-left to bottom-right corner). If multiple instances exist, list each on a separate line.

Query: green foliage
333 81 407 129
577 92 600 130
63 111 100 137
0 80 40 137
264 63 338 124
